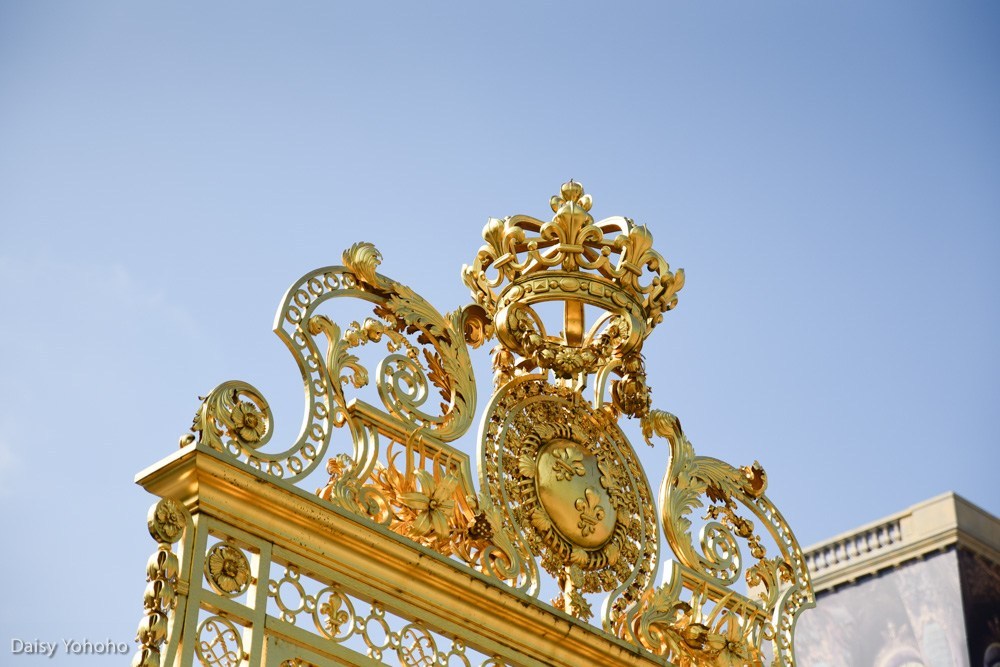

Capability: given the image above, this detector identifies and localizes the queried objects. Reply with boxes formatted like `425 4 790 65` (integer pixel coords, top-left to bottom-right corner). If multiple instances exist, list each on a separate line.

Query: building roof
803 492 1000 592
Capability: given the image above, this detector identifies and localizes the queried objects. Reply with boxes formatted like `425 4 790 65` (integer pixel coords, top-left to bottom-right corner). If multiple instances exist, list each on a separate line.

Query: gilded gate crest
133 182 814 667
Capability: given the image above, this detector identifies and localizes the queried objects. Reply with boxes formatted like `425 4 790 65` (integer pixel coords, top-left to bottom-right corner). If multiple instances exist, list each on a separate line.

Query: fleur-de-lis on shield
551 446 586 481
575 487 606 537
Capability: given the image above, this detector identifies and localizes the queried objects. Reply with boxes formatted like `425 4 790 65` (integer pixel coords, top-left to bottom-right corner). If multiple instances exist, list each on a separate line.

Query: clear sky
1 1 998 662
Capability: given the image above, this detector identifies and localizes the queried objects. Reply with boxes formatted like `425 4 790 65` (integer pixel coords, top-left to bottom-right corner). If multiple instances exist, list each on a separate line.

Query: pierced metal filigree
618 410 814 666
189 241 479 483
266 562 510 666
146 180 813 666
195 616 244 667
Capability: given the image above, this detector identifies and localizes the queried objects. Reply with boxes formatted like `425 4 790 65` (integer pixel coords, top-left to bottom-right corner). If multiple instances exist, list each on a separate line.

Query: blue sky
1 1 998 661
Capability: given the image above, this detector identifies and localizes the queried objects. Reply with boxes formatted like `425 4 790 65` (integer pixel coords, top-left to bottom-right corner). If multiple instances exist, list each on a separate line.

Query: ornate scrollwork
621 409 814 665
268 562 512 666
195 616 244 667
190 241 478 486
625 570 774 667
160 180 813 664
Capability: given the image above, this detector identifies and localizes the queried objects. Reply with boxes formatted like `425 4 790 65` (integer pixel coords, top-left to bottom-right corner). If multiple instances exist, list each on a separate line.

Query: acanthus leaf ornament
150 180 813 666
633 409 814 665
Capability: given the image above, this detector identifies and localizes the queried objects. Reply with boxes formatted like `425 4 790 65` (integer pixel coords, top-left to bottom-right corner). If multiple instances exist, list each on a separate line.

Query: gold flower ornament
230 400 266 445
400 470 460 538
205 544 251 596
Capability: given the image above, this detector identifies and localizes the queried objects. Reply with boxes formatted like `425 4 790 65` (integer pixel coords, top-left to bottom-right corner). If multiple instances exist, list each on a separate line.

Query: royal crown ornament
463 180 684 415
